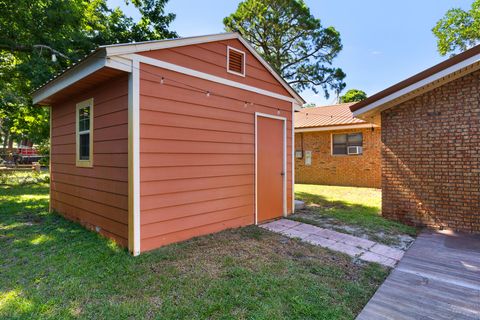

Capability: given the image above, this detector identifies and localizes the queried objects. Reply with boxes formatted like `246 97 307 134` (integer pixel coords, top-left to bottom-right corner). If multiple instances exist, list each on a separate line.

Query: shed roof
32 32 304 105
295 103 366 129
351 44 480 118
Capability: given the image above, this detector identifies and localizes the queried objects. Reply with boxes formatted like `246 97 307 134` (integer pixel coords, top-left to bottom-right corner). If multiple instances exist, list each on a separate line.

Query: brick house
351 45 480 233
295 103 381 188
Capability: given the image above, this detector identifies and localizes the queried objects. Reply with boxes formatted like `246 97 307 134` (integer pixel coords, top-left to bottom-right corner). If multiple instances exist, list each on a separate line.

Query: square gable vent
227 46 245 76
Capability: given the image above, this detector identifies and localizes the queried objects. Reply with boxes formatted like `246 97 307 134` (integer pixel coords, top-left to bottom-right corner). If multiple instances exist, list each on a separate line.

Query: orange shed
32 33 304 255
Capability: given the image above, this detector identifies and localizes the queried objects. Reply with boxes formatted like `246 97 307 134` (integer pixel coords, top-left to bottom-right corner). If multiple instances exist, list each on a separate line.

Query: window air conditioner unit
347 146 362 155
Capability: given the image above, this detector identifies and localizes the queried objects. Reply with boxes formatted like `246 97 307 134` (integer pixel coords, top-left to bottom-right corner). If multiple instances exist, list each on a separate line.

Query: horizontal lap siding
139 62 293 252
50 75 129 246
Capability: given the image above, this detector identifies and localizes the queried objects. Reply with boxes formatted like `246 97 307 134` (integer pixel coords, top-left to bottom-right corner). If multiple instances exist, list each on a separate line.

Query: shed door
256 115 285 223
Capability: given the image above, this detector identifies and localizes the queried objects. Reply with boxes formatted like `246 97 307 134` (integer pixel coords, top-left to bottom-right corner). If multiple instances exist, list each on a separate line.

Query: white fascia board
104 33 239 56
295 123 378 133
353 53 480 117
128 53 299 104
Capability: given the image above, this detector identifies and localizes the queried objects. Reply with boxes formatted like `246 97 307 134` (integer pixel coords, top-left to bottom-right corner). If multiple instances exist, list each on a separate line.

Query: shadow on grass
293 191 417 238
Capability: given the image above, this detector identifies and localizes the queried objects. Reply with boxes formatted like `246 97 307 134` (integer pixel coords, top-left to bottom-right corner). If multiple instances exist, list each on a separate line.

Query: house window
227 46 245 76
76 98 93 167
332 133 363 155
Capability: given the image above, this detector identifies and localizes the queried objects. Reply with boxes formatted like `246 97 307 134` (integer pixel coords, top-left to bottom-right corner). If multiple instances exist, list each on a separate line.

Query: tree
0 0 177 147
432 1 480 56
223 0 345 98
339 89 367 103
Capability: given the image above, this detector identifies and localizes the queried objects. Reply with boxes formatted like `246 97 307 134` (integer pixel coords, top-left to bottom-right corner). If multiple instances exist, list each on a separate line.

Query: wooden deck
357 230 480 320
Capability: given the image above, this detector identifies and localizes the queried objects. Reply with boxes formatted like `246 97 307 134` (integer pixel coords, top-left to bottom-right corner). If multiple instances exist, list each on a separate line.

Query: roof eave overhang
32 49 133 105
294 123 379 133
352 51 480 119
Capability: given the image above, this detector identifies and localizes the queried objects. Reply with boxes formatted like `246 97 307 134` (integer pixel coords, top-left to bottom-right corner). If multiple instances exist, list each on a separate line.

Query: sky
107 0 473 105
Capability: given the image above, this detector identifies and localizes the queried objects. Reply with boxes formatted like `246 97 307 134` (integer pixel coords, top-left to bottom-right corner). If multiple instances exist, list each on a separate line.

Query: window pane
79 133 90 160
333 145 347 155
347 133 363 147
79 106 90 131
333 134 347 144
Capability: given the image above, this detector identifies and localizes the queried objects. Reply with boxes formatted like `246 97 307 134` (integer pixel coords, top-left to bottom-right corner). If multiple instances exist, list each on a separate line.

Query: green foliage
433 1 480 56
0 0 177 145
339 89 367 103
0 171 49 186
224 0 345 98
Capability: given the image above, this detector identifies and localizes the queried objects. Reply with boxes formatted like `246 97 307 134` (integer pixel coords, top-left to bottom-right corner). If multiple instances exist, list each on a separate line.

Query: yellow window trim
75 98 94 167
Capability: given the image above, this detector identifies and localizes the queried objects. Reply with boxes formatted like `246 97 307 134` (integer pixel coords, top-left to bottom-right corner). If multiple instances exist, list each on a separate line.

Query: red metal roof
295 103 366 129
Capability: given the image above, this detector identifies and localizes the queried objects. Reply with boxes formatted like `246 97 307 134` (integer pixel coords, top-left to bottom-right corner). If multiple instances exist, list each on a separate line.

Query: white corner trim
353 53 480 117
127 53 299 104
291 103 297 214
295 123 378 133
128 58 141 256
226 46 246 77
106 55 133 72
254 112 288 225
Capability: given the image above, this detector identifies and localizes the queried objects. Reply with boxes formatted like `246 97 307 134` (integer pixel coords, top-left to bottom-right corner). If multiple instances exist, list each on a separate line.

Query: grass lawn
292 184 418 248
0 179 389 319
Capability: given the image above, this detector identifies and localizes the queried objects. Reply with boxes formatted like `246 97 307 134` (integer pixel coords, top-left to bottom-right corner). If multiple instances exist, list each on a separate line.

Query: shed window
76 98 93 167
227 46 245 76
332 133 363 155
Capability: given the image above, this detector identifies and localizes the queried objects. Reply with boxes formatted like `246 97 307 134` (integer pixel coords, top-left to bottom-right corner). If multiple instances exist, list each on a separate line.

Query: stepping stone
327 242 364 257
291 223 322 235
260 219 300 232
335 234 376 250
280 227 310 240
369 243 404 261
360 251 397 268
260 219 405 268
304 234 337 248
260 221 291 233
275 219 301 229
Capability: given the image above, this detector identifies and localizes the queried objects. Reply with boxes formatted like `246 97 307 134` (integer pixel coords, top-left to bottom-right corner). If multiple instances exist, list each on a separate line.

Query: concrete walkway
260 219 405 267
357 230 480 319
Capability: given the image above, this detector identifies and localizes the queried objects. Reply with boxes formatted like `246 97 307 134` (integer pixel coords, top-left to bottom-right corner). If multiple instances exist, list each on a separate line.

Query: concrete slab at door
256 115 285 223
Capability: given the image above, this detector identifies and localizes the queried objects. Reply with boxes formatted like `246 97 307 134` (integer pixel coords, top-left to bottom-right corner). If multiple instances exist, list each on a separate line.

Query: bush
0 170 49 186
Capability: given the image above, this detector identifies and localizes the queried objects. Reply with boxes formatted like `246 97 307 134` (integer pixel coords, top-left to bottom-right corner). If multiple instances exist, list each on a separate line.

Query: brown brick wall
295 127 381 188
382 70 480 233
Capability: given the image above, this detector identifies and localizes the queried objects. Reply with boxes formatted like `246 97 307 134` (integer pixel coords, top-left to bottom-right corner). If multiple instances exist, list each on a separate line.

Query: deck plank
357 230 480 320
